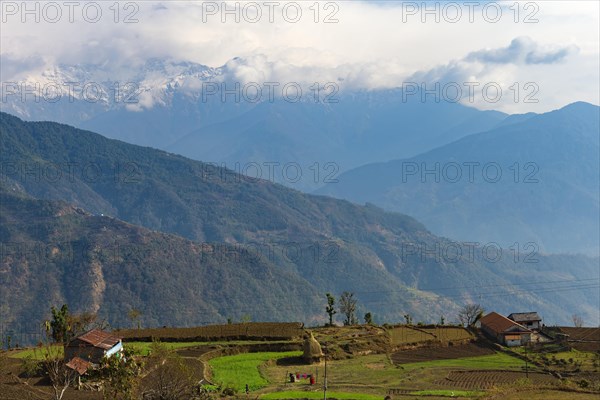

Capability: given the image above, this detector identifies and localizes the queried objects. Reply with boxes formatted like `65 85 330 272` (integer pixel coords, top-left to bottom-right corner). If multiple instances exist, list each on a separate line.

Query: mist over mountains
6 59 594 256
1 59 507 191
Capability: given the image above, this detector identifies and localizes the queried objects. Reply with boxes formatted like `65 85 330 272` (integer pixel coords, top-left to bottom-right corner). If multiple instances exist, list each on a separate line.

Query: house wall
105 341 123 358
503 333 531 347
65 340 105 364
523 321 540 330
481 324 503 344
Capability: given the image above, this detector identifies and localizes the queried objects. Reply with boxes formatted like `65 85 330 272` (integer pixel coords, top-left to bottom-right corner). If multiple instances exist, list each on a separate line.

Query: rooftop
508 312 542 322
65 356 92 375
72 329 121 350
480 312 531 334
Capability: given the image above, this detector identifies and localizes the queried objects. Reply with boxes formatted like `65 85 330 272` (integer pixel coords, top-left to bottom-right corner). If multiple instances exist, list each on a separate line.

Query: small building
64 329 123 367
65 356 92 375
508 312 542 331
480 312 532 347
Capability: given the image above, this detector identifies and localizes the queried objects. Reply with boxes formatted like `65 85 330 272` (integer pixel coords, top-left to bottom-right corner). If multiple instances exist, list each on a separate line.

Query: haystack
302 331 323 363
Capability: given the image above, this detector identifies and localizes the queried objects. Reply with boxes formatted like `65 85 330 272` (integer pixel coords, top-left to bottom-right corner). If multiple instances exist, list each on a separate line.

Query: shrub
578 379 590 388
21 356 42 378
221 386 237 396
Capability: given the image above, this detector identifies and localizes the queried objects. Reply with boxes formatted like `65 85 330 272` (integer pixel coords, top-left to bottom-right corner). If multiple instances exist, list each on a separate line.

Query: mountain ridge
1 111 598 333
316 101 600 255
1 59 509 190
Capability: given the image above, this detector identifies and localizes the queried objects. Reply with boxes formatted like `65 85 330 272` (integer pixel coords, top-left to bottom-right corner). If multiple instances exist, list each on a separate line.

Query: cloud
408 36 576 87
401 35 592 112
0 53 46 80
466 37 578 65
0 1 597 112
525 46 577 65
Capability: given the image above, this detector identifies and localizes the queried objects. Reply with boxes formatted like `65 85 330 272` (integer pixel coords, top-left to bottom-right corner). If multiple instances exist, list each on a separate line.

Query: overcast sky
1 0 598 113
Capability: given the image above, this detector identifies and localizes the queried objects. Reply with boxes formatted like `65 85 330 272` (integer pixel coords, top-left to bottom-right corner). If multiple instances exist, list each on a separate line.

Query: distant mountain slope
1 112 598 332
0 60 507 190
166 89 507 190
0 60 243 149
0 187 323 335
316 102 600 255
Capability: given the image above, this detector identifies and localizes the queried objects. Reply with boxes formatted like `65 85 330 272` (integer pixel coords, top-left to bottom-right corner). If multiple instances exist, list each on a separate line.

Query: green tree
48 305 99 344
403 314 412 325
325 293 337 326
49 304 70 344
339 292 357 326
98 348 141 400
364 312 373 325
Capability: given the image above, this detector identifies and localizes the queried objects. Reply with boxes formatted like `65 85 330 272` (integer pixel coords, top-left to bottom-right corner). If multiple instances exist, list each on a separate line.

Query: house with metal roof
65 356 92 375
479 312 532 347
507 312 542 331
64 329 123 371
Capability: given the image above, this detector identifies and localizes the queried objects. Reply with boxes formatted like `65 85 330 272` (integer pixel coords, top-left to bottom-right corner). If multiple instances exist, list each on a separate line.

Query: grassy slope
209 351 302 392
9 345 63 359
396 353 525 371
5 338 599 399
261 351 528 396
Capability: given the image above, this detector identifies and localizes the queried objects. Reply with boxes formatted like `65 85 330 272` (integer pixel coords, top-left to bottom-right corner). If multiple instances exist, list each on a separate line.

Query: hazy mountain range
5 61 598 256
1 112 598 340
1 59 507 191
316 102 600 256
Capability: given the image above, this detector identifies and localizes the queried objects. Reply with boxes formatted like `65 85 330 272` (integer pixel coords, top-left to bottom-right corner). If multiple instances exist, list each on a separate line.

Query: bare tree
339 292 358 326
572 314 584 328
241 314 252 323
128 309 142 330
142 341 195 400
47 304 102 344
458 304 484 327
40 349 78 400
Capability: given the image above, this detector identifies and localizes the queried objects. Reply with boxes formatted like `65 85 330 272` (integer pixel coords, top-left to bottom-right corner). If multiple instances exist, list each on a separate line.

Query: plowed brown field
437 370 558 389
